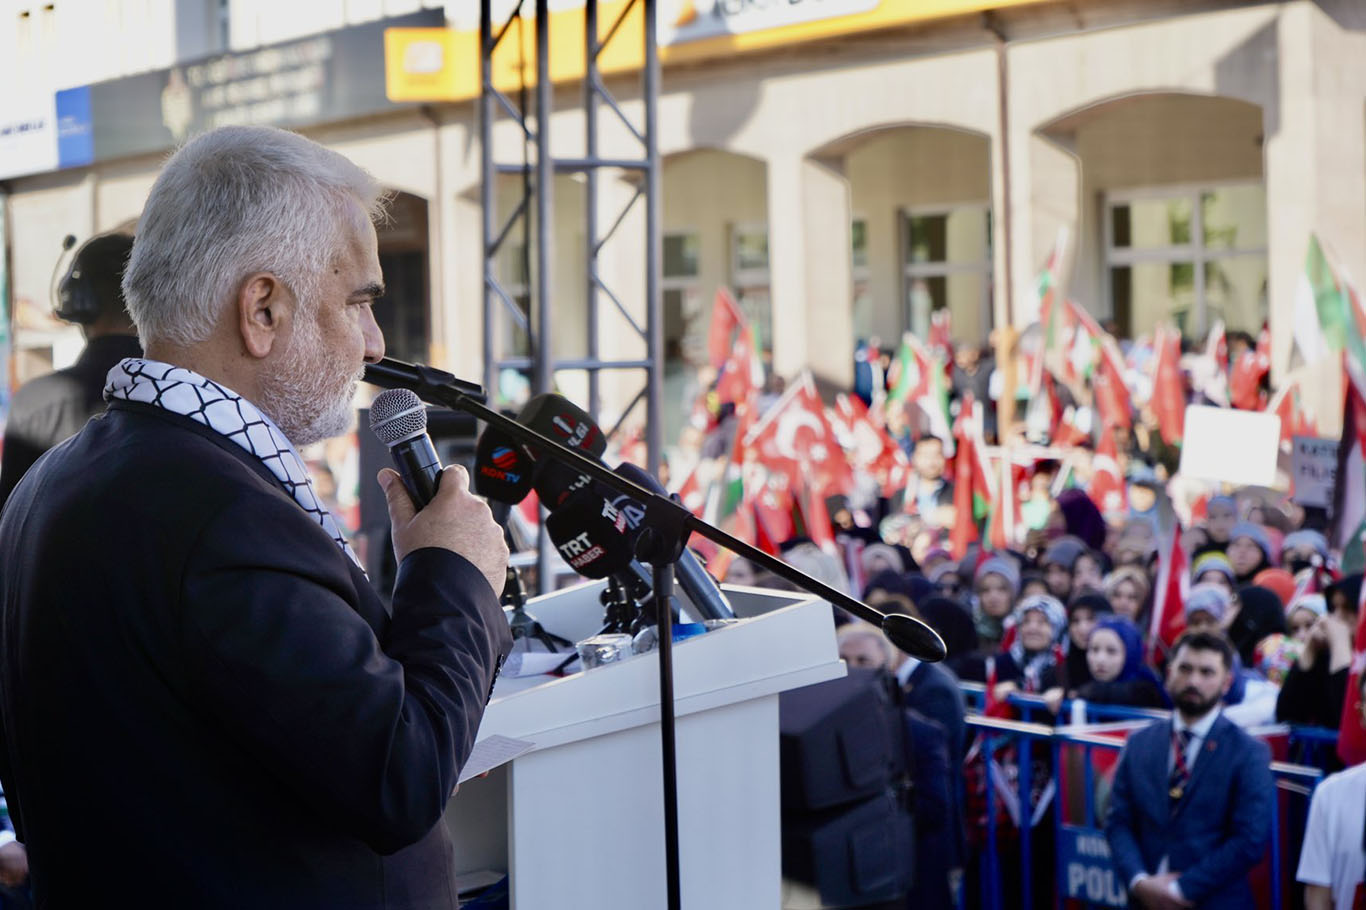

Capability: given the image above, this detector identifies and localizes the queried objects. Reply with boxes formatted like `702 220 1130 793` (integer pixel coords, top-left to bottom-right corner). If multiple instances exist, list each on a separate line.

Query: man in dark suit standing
0 231 142 510
1105 632 1273 909
896 645 967 906
0 125 512 908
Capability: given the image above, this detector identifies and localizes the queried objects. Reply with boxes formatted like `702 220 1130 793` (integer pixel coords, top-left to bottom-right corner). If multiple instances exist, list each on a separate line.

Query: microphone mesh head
369 388 427 445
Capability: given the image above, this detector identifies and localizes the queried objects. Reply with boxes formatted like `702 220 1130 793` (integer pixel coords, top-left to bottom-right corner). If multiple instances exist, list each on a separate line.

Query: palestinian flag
1334 373 1366 575
1034 226 1069 329
1293 235 1352 366
1266 379 1317 444
887 332 954 454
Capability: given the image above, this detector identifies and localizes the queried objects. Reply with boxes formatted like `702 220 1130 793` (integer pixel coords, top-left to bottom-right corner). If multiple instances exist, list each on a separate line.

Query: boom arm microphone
363 357 487 404
369 389 443 508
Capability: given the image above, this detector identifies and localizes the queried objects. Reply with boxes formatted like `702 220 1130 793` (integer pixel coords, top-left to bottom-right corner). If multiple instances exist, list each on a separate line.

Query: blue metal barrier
963 713 1322 910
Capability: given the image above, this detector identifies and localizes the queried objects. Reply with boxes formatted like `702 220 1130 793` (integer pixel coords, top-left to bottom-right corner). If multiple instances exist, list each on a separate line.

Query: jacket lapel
1170 714 1228 819
1147 721 1174 814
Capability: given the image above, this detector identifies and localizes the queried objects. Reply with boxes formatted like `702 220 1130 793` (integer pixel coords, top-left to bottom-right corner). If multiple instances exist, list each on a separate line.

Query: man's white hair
123 125 385 348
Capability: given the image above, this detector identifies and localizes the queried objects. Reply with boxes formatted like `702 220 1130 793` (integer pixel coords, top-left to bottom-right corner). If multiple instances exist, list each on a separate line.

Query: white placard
1292 436 1339 508
1177 405 1281 487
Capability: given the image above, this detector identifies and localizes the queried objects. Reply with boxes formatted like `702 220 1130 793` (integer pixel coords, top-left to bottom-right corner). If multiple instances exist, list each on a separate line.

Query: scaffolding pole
481 0 663 592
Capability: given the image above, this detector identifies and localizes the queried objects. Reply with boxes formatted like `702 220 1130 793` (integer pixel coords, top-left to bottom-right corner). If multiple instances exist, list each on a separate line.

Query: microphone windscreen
519 393 608 509
473 425 535 504
369 389 427 445
518 394 607 458
545 486 637 579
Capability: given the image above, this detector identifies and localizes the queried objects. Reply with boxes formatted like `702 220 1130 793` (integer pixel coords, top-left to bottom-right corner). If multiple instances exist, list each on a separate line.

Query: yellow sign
386 0 1048 104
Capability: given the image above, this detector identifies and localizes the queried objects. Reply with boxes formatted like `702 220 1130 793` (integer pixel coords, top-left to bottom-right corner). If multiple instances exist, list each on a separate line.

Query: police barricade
963 700 1324 910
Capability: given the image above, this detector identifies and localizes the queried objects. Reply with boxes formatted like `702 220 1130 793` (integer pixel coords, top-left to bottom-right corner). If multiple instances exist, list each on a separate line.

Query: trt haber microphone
369 388 442 508
518 394 607 508
473 424 535 505
545 486 637 578
612 463 736 622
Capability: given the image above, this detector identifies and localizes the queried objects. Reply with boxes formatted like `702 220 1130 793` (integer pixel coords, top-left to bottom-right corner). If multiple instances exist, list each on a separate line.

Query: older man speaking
0 126 512 908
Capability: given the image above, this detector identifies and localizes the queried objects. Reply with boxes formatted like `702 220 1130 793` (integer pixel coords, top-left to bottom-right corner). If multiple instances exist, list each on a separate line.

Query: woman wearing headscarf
991 594 1068 700
1276 574 1362 764
1102 566 1152 627
916 595 983 682
971 554 1020 657
1063 592 1113 694
1225 521 1273 586
1039 536 1087 603
857 570 930 629
1074 616 1170 709
1192 493 1238 560
1226 585 1288 669
1056 488 1108 553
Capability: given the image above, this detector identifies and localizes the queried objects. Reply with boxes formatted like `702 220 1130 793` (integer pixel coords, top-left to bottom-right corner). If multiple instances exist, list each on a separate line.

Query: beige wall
662 147 769 329
845 127 993 345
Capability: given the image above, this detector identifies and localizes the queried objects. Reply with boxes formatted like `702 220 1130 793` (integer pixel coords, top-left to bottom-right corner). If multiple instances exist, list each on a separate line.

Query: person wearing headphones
0 232 142 509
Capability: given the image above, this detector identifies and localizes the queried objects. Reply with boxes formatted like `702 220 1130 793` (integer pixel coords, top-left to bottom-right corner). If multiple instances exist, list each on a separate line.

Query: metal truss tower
480 0 662 591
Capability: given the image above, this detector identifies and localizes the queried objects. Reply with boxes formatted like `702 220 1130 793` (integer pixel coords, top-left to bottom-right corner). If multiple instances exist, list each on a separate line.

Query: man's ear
237 272 294 359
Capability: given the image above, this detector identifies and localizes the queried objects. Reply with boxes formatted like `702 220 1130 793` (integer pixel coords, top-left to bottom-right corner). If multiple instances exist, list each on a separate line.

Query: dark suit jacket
904 709 953 909
0 400 513 908
903 661 965 765
1104 713 1273 909
903 661 966 870
0 334 141 510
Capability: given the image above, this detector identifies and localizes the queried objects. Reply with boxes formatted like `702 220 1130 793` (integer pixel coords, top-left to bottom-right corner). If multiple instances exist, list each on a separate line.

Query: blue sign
1057 825 1127 908
55 86 93 169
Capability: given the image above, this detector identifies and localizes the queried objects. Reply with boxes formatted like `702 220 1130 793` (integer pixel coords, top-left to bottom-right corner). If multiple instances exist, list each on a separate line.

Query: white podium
443 582 845 910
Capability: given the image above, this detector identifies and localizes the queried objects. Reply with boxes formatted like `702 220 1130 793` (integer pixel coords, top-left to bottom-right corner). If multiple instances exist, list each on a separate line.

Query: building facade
1 0 1362 448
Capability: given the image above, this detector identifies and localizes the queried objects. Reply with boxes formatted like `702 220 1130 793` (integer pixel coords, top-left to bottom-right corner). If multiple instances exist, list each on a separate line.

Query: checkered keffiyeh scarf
105 358 361 568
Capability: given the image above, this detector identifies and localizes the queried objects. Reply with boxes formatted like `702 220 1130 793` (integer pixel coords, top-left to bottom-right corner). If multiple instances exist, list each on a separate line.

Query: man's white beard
258 312 364 448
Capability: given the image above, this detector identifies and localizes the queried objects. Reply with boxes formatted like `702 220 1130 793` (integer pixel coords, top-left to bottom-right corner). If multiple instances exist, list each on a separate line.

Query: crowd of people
665 291 1366 907
808 478 1352 908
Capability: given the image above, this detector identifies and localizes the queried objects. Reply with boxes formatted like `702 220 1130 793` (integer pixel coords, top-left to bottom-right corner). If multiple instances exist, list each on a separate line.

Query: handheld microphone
612 463 735 622
369 388 442 508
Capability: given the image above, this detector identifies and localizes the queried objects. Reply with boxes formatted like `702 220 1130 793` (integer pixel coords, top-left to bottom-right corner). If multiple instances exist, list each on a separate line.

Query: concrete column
800 156 854 389
1265 2 1366 432
766 153 807 381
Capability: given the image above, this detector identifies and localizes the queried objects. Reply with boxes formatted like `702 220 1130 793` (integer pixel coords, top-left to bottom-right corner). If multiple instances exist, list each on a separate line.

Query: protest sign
1178 405 1281 487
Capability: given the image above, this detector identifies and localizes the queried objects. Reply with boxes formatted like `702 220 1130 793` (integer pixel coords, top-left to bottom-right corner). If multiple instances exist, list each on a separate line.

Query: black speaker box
779 668 906 813
781 790 914 907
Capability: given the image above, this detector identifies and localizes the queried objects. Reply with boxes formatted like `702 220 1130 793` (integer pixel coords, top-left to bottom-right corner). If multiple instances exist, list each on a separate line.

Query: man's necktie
1168 727 1194 803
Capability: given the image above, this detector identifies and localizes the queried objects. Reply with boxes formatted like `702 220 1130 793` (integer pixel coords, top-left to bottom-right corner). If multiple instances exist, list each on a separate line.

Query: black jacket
0 400 512 908
0 334 141 509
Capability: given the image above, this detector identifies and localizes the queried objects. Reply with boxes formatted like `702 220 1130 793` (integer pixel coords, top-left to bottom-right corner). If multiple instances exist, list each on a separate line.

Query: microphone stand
502 566 573 653
364 358 947 910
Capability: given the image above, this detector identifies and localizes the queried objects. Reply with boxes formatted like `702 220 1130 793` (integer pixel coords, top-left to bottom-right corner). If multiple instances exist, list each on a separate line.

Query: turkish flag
707 288 745 370
1147 526 1189 666
1230 349 1270 411
1089 426 1127 516
1151 326 1187 445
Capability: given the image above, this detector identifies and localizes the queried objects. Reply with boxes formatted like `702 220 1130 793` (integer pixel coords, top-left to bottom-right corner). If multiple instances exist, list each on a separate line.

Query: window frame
1103 180 1268 337
898 202 993 340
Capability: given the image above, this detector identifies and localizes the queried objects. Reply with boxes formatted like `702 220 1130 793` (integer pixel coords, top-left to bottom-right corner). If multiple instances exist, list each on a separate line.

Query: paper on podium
458 734 536 784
